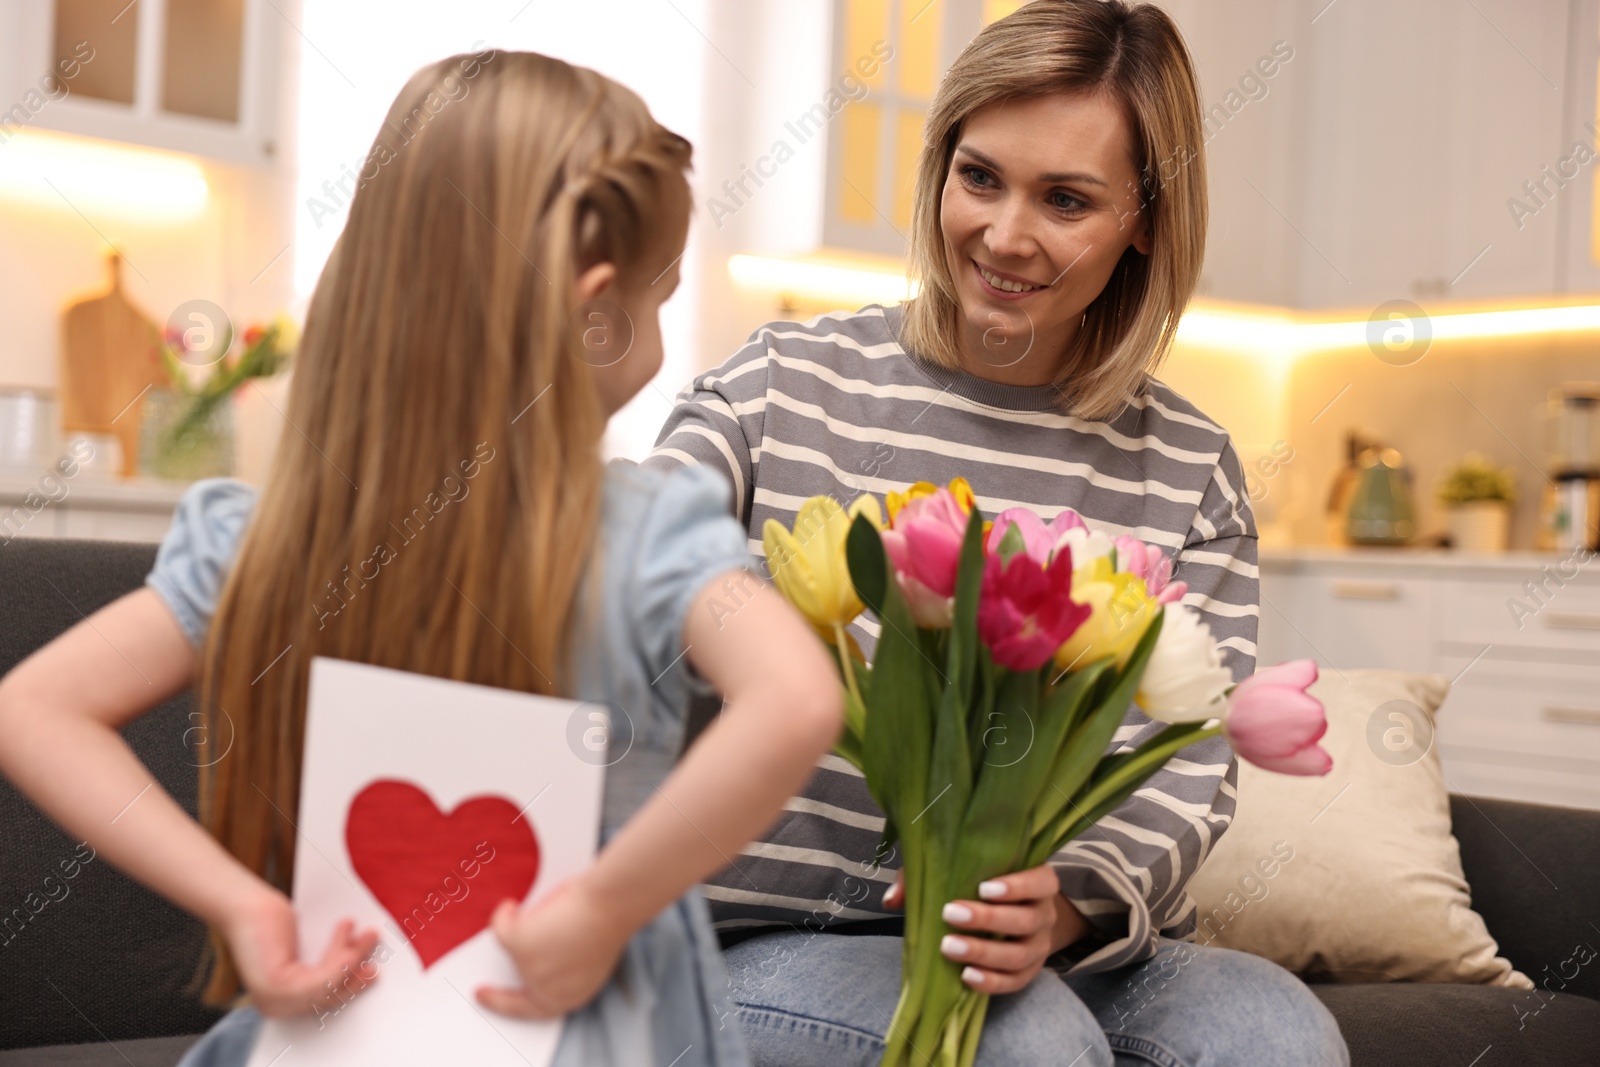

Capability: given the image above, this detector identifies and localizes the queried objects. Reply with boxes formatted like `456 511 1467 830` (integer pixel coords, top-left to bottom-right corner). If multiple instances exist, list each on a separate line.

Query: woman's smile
972 258 1052 299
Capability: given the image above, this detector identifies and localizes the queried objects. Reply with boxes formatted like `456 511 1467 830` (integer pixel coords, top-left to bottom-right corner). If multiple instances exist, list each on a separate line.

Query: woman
648 2 1349 1065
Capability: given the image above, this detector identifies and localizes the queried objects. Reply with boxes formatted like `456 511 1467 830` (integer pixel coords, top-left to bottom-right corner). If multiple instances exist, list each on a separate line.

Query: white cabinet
0 472 185 544
1258 571 1436 673
0 0 285 165
1559 0 1600 293
1184 0 1571 309
1261 547 1600 810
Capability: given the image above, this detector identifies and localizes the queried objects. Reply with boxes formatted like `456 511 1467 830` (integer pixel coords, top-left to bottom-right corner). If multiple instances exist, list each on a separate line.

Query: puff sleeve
620 463 756 713
144 478 258 647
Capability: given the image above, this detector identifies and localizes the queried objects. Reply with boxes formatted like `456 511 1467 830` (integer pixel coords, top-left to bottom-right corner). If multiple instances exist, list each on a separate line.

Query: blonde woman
651 2 1348 1064
0 53 842 1067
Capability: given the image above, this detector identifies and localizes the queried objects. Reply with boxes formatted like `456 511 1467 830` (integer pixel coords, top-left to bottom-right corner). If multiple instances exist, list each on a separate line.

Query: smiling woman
650 1 1350 1065
901 5 1205 413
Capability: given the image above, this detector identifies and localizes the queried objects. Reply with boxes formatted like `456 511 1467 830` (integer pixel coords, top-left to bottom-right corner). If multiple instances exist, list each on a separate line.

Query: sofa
2 538 1597 1066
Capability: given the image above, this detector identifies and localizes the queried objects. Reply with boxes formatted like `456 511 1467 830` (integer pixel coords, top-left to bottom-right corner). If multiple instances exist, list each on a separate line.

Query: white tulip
1137 603 1234 723
1056 526 1115 566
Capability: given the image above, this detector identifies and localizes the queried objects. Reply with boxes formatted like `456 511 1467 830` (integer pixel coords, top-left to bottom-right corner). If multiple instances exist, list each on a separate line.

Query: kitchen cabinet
0 0 284 165
0 471 185 544
1558 0 1600 293
1261 547 1600 811
813 0 1579 307
821 0 1046 258
820 0 965 257
1194 0 1571 310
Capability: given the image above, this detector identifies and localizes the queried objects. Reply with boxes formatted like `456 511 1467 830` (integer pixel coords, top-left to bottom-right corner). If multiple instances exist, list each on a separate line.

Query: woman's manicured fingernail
978 880 1007 900
942 902 973 923
941 934 969 958
961 966 985 986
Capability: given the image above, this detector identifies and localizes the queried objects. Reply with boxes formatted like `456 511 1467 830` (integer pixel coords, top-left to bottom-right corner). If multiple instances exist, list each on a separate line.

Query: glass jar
138 387 235 481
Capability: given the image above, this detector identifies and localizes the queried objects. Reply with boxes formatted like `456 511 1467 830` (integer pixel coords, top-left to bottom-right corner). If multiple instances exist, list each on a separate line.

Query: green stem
833 621 863 709
956 991 989 1067
1030 724 1222 864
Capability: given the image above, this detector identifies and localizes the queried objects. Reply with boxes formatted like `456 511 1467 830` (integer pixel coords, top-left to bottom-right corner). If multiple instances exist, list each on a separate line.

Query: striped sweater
645 303 1258 975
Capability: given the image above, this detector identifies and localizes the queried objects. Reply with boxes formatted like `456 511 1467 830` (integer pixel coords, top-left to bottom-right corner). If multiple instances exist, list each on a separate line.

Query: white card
243 658 605 1067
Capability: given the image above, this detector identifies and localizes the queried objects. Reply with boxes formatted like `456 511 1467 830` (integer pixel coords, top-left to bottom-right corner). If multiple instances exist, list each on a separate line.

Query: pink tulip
1114 535 1187 605
1223 660 1332 775
988 507 1088 565
882 489 968 627
976 548 1091 671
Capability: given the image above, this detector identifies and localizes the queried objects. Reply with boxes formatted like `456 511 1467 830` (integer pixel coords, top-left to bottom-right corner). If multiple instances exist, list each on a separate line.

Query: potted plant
1437 453 1516 553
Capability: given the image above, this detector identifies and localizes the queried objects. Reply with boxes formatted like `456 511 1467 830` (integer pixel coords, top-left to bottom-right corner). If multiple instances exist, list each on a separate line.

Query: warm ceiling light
1196 302 1600 355
729 253 1600 354
1175 307 1301 353
0 128 209 223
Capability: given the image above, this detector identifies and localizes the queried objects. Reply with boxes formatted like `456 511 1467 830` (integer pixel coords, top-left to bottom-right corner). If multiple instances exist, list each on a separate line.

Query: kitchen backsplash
1160 328 1599 552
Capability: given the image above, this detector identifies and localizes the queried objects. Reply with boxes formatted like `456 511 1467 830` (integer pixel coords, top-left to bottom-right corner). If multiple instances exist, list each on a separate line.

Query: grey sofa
2 538 1598 1065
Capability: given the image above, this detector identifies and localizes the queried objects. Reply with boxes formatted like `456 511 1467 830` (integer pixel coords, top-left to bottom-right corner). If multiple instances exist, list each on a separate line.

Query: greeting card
243 658 604 1067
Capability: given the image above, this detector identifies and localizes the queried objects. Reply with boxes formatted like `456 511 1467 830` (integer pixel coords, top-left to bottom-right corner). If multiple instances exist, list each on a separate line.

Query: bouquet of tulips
762 479 1331 1067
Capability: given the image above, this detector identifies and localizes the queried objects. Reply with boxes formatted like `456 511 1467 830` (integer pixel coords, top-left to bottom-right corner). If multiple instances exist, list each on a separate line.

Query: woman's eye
1050 190 1087 213
961 165 995 189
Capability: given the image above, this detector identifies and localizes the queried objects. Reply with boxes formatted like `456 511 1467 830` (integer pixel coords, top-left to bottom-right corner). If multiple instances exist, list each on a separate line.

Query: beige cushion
1185 668 1531 987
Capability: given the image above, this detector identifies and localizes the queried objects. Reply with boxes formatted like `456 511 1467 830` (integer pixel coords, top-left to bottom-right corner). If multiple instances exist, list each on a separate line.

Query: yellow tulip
886 477 975 525
1053 560 1158 672
763 494 883 631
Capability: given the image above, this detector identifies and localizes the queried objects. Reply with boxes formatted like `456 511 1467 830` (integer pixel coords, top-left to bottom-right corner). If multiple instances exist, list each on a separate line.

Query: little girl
0 53 840 1066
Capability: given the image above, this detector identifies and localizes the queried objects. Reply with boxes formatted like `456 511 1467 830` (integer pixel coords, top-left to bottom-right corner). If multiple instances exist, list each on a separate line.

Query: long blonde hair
900 0 1207 421
194 51 691 1004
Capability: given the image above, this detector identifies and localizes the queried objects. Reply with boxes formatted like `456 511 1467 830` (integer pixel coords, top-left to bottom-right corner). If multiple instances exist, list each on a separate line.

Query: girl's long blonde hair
194 51 691 1004
900 0 1207 421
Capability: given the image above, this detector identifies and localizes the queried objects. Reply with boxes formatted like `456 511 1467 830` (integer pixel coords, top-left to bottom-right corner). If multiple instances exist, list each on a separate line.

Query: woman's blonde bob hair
900 0 1207 421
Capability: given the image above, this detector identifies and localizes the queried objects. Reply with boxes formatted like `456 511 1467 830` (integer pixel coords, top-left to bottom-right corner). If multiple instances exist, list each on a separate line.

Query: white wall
292 0 713 461
0 0 303 483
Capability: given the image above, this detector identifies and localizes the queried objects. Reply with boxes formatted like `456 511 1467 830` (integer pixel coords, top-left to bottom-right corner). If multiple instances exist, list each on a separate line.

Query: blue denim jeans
723 933 1349 1067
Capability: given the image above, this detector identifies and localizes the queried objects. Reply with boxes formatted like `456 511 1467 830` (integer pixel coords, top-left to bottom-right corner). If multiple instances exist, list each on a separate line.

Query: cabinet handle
1330 580 1401 600
1544 611 1600 631
1542 705 1600 726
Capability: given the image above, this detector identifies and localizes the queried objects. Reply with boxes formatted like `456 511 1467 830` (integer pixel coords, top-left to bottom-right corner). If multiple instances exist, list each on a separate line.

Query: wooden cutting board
60 253 168 476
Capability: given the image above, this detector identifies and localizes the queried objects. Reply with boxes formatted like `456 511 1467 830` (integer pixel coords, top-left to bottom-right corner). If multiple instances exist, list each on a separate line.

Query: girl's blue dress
150 462 754 1067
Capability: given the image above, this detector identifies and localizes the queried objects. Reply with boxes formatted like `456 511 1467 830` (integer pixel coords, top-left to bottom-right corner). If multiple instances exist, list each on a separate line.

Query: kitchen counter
0 469 194 543
1260 544 1597 578
1258 543 1600 810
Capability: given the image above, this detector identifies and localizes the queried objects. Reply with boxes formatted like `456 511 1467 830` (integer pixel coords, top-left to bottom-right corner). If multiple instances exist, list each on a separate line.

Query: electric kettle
1346 445 1416 545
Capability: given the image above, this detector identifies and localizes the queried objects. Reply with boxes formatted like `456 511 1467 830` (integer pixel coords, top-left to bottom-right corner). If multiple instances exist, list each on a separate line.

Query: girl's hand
476 880 631 1019
883 863 1089 994
222 889 381 1018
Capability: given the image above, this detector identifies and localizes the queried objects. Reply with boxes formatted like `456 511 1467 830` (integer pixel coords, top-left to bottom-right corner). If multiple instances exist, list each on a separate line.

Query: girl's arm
478 572 842 1018
0 588 378 1016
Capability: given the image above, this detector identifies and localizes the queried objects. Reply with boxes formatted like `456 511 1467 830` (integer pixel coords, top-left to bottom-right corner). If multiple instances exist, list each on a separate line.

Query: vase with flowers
140 316 295 481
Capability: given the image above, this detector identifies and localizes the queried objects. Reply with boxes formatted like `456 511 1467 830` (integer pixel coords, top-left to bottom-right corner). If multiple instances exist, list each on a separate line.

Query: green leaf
995 520 1024 563
860 539 934 851
837 684 868 761
833 729 866 773
947 507 987 690
846 514 887 617
946 667 1042 900
1071 721 1218 829
875 814 899 871
1025 609 1167 850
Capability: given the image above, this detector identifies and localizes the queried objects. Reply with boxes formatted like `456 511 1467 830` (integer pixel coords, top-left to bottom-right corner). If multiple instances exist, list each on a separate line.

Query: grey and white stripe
647 303 1257 976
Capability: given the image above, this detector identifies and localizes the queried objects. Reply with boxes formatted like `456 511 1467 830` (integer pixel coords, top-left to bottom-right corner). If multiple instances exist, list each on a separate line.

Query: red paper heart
345 780 540 969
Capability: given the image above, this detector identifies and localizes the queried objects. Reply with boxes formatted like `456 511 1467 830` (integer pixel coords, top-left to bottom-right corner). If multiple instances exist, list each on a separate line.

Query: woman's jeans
722 932 1349 1067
